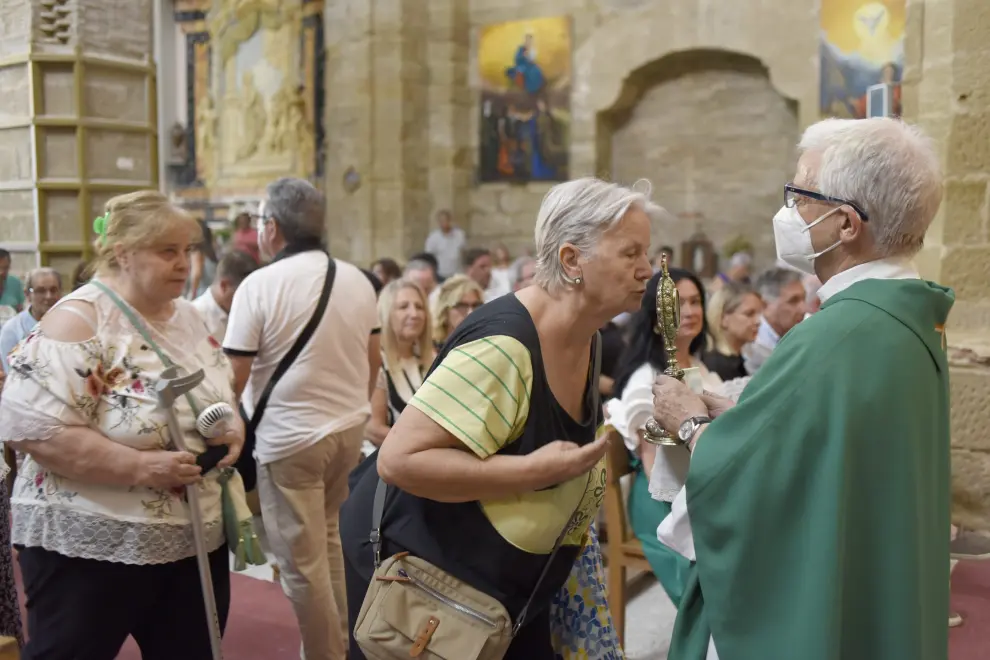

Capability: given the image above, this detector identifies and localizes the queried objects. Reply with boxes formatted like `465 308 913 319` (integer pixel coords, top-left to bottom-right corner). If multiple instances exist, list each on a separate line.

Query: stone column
426 0 471 232
323 0 431 265
0 0 158 283
905 0 990 530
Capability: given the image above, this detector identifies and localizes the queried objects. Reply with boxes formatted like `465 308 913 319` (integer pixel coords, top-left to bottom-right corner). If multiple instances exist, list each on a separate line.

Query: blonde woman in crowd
702 281 763 381
364 279 435 452
0 190 244 659
430 273 485 348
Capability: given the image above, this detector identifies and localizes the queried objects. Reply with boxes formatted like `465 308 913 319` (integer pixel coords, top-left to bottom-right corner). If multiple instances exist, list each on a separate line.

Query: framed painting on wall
477 16 571 184
819 0 905 119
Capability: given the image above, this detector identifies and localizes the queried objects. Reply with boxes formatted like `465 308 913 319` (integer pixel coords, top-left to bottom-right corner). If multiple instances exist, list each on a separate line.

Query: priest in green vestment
649 117 953 660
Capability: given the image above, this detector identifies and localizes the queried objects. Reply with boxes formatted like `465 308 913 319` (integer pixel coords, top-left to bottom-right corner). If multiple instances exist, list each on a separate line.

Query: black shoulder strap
248 255 336 431
370 331 603 634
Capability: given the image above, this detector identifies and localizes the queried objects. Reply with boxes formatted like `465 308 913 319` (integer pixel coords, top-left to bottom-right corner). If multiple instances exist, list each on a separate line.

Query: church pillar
323 0 432 265
0 0 158 282
426 0 471 231
905 0 990 530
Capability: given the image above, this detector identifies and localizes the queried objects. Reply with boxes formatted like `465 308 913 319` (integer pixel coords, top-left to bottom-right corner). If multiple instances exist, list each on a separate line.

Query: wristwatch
678 416 712 444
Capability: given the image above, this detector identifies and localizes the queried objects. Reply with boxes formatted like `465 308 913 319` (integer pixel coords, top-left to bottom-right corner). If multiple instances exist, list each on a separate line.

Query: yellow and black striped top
345 294 604 618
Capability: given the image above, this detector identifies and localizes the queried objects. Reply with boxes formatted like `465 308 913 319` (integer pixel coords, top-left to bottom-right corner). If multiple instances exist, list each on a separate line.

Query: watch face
677 419 695 442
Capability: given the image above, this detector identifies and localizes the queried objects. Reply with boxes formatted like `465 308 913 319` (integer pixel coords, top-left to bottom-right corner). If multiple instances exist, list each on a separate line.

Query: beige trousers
258 425 365 660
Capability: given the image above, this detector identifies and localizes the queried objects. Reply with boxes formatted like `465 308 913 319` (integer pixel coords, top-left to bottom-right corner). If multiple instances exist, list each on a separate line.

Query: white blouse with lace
0 282 236 565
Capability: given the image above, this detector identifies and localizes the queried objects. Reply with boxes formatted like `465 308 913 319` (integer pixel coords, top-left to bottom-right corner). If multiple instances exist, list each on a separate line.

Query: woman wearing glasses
430 273 485 349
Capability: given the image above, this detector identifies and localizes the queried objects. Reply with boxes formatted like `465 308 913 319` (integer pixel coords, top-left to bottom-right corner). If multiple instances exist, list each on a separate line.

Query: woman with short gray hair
342 177 656 658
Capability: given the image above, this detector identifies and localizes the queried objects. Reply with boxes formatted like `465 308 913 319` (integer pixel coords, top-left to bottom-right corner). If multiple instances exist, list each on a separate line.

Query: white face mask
772 205 842 275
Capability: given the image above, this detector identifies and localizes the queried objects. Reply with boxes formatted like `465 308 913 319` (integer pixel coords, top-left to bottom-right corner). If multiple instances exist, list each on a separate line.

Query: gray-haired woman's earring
574 276 583 284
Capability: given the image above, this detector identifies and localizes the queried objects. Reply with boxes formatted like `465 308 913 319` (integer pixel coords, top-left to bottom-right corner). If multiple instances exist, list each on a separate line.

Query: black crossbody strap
512 330 601 634
370 331 603 635
249 254 336 432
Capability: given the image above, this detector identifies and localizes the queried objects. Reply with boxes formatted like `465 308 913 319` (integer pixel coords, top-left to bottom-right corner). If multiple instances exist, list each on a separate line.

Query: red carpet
949 560 990 660
13 557 990 658
116 574 300 659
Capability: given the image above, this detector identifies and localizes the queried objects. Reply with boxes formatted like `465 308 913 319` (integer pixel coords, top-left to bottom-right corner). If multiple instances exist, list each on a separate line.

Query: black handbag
234 255 337 490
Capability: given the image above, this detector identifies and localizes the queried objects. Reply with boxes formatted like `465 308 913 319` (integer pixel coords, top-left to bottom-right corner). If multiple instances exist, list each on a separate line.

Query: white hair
25 267 61 290
798 118 942 258
754 267 803 302
534 177 658 293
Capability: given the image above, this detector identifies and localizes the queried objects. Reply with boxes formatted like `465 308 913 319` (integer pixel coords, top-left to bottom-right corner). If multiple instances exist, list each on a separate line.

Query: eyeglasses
453 302 483 314
29 287 60 296
784 184 869 221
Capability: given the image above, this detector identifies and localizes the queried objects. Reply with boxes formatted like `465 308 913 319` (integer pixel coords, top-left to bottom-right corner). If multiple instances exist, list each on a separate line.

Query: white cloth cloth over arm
656 376 751 562
608 363 693 502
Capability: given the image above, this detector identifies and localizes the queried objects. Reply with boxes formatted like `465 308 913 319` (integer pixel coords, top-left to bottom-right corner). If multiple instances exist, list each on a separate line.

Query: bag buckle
370 528 381 567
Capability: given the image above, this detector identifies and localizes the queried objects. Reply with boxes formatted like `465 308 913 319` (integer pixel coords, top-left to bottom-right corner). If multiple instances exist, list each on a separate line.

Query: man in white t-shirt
191 249 257 341
423 209 465 279
223 178 381 660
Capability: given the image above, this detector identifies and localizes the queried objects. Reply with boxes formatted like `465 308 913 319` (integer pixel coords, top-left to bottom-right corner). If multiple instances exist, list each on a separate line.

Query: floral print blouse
0 282 236 565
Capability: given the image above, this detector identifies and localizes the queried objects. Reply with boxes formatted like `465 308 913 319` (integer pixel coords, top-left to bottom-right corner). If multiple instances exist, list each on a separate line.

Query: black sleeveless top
341 294 603 619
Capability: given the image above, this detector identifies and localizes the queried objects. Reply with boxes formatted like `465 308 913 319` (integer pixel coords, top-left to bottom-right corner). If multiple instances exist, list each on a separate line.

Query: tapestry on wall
819 0 905 119
477 15 571 184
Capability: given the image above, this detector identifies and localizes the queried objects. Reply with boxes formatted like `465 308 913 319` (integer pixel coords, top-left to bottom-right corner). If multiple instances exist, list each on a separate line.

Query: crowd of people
0 116 984 660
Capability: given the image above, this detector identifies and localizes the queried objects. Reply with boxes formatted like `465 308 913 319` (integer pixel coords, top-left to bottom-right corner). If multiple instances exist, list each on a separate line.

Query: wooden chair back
603 430 653 647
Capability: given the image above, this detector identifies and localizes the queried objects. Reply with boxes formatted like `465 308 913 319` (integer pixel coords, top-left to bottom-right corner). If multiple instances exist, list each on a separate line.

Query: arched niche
599 49 800 265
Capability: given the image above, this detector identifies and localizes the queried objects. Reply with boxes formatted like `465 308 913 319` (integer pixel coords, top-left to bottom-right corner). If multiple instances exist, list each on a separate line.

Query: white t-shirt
223 251 379 465
424 227 466 279
191 289 228 341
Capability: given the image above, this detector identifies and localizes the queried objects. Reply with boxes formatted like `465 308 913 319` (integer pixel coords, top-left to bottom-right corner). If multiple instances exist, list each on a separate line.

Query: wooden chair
0 635 18 659
603 430 653 647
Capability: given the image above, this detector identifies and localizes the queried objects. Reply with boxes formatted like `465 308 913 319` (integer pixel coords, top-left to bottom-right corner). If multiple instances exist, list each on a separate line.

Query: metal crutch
156 366 224 660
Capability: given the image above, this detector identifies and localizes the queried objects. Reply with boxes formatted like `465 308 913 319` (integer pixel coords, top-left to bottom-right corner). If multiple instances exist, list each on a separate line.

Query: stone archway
602 49 800 266
563 1 819 266
569 1 819 176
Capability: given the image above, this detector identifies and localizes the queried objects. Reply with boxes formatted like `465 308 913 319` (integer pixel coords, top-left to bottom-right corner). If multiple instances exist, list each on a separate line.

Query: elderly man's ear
838 207 869 245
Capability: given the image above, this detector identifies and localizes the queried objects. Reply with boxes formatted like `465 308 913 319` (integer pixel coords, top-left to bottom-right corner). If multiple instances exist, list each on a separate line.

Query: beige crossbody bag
352 333 602 660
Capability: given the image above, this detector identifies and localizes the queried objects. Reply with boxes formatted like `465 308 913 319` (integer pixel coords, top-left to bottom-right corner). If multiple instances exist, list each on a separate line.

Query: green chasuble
668 278 954 660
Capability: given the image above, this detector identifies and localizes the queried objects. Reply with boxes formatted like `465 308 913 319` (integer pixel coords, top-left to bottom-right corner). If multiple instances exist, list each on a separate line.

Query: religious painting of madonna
477 16 571 184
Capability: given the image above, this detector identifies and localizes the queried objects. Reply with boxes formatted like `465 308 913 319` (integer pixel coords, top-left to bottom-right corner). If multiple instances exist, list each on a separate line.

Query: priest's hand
652 375 708 435
700 390 736 418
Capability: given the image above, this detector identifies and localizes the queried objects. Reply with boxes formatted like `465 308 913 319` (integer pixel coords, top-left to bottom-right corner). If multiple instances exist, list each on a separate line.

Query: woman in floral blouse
0 190 244 659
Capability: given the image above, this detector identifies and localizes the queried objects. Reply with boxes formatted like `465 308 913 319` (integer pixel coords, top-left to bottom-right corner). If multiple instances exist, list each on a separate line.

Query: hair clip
92 213 109 244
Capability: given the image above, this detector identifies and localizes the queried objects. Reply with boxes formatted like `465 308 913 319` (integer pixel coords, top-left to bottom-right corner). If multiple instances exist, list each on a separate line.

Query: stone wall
610 54 798 266
903 0 990 531
324 0 818 264
463 0 818 261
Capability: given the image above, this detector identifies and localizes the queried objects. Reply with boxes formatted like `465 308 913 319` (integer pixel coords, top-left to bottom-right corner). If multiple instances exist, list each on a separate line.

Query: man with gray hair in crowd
743 267 807 373
223 177 381 660
652 118 953 660
0 267 62 374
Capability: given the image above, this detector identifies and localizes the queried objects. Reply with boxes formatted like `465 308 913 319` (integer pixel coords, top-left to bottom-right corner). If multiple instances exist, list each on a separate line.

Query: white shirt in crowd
424 227 466 279
485 268 513 301
192 289 228 341
223 251 380 465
